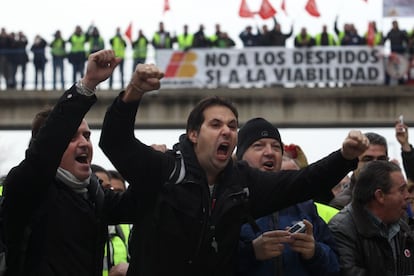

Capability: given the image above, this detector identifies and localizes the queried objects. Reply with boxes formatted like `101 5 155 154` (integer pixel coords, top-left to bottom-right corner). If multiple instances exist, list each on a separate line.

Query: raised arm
99 63 171 192
122 63 164 103
341 130 370 160
80 49 122 91
395 120 414 181
247 130 369 217
4 49 120 219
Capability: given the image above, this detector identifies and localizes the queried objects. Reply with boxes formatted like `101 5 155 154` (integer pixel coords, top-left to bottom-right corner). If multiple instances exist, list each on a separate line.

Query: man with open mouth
100 62 370 276
2 49 162 276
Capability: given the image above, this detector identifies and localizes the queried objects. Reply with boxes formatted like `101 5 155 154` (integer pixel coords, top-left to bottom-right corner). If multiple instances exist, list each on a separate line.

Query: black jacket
99 95 358 276
3 86 135 276
328 203 414 276
402 145 414 182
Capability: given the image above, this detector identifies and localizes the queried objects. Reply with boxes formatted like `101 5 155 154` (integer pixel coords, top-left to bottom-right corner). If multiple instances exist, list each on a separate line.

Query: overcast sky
4 0 413 49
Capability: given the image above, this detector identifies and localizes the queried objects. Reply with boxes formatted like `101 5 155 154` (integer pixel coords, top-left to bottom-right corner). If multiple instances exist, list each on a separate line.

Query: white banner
156 46 385 89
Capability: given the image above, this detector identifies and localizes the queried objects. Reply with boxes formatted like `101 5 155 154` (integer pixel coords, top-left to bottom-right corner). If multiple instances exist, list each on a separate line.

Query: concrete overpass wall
0 85 413 129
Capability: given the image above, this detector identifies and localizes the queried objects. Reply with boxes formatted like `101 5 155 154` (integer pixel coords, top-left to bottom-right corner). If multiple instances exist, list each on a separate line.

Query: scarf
56 167 91 197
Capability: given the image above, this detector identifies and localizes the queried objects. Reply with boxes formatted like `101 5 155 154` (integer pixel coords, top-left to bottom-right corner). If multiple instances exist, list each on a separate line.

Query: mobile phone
398 114 406 132
288 221 306 234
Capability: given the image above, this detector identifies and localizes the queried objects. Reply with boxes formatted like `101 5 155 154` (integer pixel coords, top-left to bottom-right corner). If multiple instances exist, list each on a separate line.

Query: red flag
239 0 256 18
258 0 277 19
125 22 132 42
366 21 375 46
305 0 320 17
163 0 170 14
281 0 287 15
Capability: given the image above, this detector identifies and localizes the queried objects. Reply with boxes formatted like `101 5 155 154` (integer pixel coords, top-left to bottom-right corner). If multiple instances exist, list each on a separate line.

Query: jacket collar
175 133 234 186
350 202 409 239
349 202 383 237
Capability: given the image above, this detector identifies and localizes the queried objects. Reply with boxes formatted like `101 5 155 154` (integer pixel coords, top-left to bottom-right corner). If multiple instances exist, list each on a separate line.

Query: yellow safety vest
295 34 313 44
210 34 218 44
133 37 148 59
177 34 194 50
338 31 345 43
51 38 66 57
102 224 130 276
315 202 339 223
153 33 171 48
69 34 86 53
314 33 337 46
111 36 126 58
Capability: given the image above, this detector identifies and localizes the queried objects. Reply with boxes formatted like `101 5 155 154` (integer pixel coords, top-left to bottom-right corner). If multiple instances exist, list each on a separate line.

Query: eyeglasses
359 156 389 162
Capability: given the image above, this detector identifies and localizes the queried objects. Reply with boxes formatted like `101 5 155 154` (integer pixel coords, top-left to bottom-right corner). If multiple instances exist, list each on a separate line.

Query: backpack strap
88 174 104 215
167 150 186 185
113 225 126 244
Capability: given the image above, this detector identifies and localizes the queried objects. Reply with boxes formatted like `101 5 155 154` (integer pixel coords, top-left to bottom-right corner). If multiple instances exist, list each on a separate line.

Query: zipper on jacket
209 184 218 253
207 187 251 254
189 179 211 263
210 226 218 253
192 181 218 260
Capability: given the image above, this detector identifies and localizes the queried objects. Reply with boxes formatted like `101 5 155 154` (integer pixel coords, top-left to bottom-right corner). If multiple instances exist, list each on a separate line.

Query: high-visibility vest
314 33 337 46
315 202 339 223
111 36 126 58
69 34 86 53
210 34 218 44
102 224 130 276
337 31 346 43
51 38 66 57
133 37 148 59
153 32 171 48
177 33 194 50
295 34 313 44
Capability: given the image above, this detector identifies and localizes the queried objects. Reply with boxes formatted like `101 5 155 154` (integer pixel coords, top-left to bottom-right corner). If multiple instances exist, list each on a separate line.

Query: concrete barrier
0 85 413 129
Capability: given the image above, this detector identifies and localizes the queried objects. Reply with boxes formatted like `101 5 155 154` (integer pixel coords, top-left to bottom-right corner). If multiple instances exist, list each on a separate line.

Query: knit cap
236 117 282 160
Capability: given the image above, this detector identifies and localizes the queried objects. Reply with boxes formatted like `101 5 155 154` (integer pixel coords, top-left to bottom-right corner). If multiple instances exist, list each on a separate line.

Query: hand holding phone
288 221 306 234
398 114 406 133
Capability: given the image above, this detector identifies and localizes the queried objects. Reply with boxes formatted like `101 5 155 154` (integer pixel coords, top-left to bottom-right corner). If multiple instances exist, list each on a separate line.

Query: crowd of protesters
2 49 414 275
0 17 413 90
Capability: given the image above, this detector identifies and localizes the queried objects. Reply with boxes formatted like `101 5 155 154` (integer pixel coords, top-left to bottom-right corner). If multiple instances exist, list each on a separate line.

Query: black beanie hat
236 117 283 160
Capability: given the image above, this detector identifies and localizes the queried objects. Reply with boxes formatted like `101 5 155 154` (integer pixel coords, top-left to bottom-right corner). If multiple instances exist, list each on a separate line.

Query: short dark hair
29 107 53 147
108 170 124 182
365 132 388 155
108 170 126 190
186 96 238 134
353 161 401 205
91 164 111 180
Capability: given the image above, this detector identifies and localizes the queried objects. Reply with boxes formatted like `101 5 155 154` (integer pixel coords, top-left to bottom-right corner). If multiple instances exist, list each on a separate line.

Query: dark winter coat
329 203 414 276
3 86 135 276
99 95 358 276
